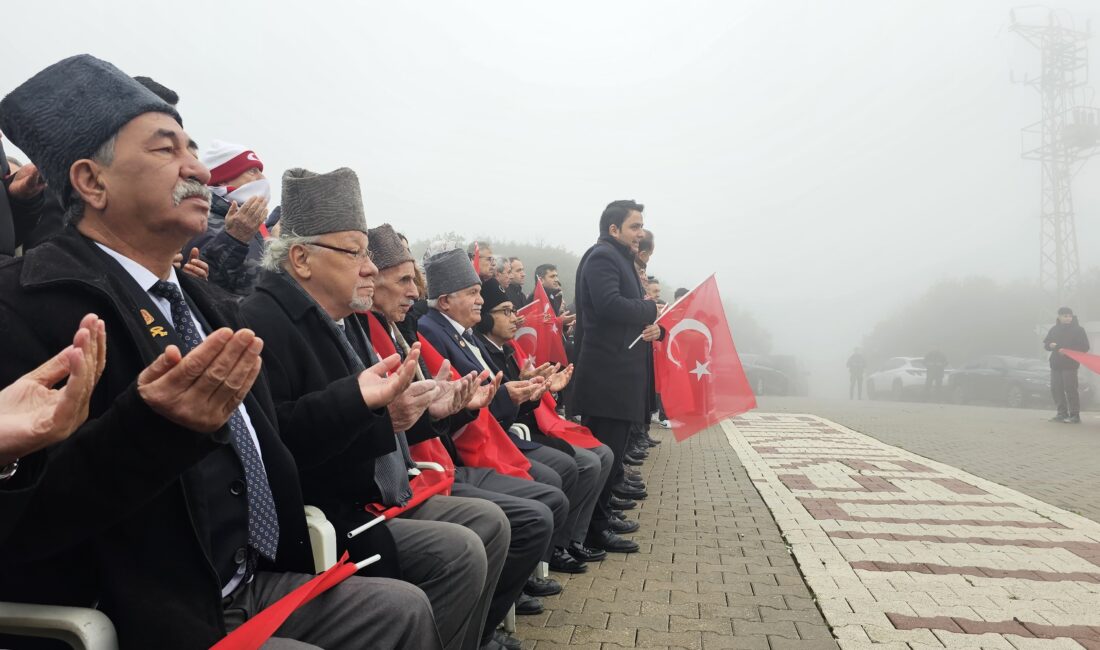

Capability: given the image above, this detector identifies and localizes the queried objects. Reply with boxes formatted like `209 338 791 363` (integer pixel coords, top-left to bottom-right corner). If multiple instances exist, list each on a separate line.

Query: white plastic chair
0 602 118 650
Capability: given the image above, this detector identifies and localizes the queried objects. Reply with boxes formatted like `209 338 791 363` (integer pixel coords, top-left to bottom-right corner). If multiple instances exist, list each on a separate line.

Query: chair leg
503 604 517 633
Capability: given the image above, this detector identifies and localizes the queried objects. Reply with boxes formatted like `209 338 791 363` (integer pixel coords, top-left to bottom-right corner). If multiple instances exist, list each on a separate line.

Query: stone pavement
757 397 1100 525
515 423 839 650
726 412 1100 649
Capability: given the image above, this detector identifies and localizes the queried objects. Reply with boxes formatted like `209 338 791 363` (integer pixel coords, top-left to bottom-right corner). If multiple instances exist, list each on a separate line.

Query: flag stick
355 554 382 570
626 274 714 350
346 514 386 539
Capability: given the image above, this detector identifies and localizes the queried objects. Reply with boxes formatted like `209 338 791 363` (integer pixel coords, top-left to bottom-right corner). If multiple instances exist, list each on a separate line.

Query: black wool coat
571 235 659 424
241 270 455 577
0 227 313 649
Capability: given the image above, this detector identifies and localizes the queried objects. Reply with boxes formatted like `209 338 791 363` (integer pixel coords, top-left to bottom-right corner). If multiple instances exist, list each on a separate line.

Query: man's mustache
172 179 212 206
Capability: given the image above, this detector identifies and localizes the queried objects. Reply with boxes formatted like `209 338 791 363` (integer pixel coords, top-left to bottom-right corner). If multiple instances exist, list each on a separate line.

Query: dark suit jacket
572 235 659 423
0 227 313 649
417 309 540 450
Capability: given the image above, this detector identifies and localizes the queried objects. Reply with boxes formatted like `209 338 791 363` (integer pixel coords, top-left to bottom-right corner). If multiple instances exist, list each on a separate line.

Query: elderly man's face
297 230 378 321
478 247 495 280
496 260 512 288
441 285 484 329
99 112 211 242
374 261 419 323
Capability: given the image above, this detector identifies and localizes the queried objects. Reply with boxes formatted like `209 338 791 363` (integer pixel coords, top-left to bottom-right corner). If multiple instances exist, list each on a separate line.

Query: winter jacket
1044 317 1090 370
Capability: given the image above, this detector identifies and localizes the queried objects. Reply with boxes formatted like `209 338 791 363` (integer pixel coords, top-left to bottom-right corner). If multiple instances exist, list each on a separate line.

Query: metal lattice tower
1011 8 1100 304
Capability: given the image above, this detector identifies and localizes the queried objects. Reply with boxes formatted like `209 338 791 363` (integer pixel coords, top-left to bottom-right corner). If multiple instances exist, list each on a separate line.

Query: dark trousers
849 372 863 400
924 371 944 401
451 467 555 643
581 416 634 535
1051 367 1081 417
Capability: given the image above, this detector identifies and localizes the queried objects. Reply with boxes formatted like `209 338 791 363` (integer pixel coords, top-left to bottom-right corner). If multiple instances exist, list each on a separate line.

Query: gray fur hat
279 167 366 236
367 224 414 271
425 249 481 299
0 54 182 207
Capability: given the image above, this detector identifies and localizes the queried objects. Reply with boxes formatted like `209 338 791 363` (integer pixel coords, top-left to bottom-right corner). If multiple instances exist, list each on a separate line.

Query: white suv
866 357 927 400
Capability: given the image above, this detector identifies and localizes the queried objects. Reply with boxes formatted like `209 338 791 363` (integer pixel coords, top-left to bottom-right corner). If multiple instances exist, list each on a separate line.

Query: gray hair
67 135 118 224
261 233 323 272
494 256 510 274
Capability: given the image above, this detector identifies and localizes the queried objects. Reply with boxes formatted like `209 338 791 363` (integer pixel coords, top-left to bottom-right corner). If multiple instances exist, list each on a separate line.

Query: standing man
923 349 948 401
572 199 661 554
847 349 867 400
468 241 496 282
506 256 528 309
1044 307 1090 424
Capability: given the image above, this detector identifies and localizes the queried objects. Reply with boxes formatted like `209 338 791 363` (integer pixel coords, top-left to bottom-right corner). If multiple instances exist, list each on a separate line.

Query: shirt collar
439 311 469 337
94 242 182 293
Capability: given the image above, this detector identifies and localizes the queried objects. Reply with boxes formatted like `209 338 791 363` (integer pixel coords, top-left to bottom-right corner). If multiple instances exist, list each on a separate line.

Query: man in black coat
241 173 509 650
0 55 439 649
1044 307 1091 424
572 200 664 554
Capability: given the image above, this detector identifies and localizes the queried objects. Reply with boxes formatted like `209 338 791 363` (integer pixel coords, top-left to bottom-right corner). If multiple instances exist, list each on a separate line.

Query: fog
4 0 1100 398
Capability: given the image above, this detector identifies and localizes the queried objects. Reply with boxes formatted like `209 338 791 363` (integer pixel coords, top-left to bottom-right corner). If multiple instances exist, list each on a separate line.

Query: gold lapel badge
149 326 168 338
140 309 155 325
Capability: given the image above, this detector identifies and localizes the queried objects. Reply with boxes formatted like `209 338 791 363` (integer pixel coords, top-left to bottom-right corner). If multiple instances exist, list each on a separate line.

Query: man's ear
288 244 312 280
70 159 108 210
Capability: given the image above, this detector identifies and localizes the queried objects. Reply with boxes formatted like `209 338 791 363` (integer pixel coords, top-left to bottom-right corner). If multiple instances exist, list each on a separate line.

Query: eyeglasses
490 307 516 318
308 242 373 262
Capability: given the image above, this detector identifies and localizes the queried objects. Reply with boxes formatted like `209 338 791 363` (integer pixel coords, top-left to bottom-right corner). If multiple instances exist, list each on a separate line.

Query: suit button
230 480 245 496
234 547 247 564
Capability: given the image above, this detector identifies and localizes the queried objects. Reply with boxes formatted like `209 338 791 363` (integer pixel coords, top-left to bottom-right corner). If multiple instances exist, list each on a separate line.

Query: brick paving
516 423 839 650
726 412 1100 649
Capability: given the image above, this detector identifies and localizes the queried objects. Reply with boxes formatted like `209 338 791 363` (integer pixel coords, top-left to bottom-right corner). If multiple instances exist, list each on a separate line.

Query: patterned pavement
725 412 1100 649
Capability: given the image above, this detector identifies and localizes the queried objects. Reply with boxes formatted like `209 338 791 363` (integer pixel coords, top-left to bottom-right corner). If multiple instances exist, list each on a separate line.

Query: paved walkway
727 412 1100 649
516 423 839 649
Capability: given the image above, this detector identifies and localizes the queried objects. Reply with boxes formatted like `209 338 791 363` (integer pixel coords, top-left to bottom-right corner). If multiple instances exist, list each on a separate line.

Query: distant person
673 287 688 302
1043 307 1090 423
847 349 867 400
923 349 948 401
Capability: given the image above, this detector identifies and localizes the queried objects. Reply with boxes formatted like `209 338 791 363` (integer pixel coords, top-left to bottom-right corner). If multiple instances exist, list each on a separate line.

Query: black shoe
514 592 544 615
1067 415 1082 423
611 509 624 518
645 434 662 446
609 495 636 510
493 630 523 650
623 476 646 489
523 576 562 597
568 541 607 562
624 468 642 480
1051 415 1070 422
549 547 588 573
623 454 644 466
628 446 649 458
612 483 648 500
586 528 640 553
609 515 640 534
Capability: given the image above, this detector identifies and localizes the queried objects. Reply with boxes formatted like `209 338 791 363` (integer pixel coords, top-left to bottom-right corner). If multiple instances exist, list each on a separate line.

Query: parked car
865 357 930 400
947 355 1092 408
739 354 791 396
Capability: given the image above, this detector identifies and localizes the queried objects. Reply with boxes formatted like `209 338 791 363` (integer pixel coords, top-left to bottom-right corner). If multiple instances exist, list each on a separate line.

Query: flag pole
346 514 386 539
627 274 715 350
355 554 382 570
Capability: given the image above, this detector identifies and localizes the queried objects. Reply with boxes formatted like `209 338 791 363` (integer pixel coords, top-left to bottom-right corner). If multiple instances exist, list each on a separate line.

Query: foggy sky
4 0 1100 396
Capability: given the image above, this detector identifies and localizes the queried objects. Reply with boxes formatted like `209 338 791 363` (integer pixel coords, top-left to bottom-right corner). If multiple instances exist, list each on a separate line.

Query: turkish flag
515 280 569 366
1060 349 1100 374
364 313 455 498
472 242 480 276
417 334 533 480
509 341 602 449
654 275 756 442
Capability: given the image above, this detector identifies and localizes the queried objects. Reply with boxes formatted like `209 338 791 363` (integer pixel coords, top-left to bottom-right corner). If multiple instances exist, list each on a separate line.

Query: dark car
947 355 1092 408
739 354 791 396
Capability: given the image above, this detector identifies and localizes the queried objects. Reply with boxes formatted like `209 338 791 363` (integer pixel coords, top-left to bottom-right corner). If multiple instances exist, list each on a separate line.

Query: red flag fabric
509 342 602 449
364 313 455 498
515 280 568 366
366 473 453 518
1060 349 1100 374
472 242 480 276
654 275 756 442
211 552 360 650
417 335 533 479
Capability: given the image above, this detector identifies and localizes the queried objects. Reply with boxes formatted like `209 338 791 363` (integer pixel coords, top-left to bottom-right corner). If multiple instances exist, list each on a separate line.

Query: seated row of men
0 55 664 650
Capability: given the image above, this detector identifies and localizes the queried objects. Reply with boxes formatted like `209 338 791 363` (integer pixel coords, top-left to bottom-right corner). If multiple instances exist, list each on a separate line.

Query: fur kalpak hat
367 224 414 271
425 249 481 299
279 167 367 237
0 54 182 207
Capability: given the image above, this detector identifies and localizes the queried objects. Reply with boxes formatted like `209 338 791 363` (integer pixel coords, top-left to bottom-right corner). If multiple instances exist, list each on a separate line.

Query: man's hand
357 349 420 410
504 377 546 405
224 196 269 243
548 364 574 393
1048 342 1059 351
466 371 502 411
641 323 662 342
519 358 554 381
0 314 106 464
173 247 209 281
6 162 46 201
427 367 479 420
560 310 577 327
137 328 264 433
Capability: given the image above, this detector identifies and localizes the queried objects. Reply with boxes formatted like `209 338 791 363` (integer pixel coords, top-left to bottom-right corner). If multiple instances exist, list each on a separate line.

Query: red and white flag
1059 349 1100 374
515 280 568 366
654 275 756 442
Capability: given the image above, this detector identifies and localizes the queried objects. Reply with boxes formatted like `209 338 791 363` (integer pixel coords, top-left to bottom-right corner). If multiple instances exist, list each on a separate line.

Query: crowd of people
0 55 671 650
